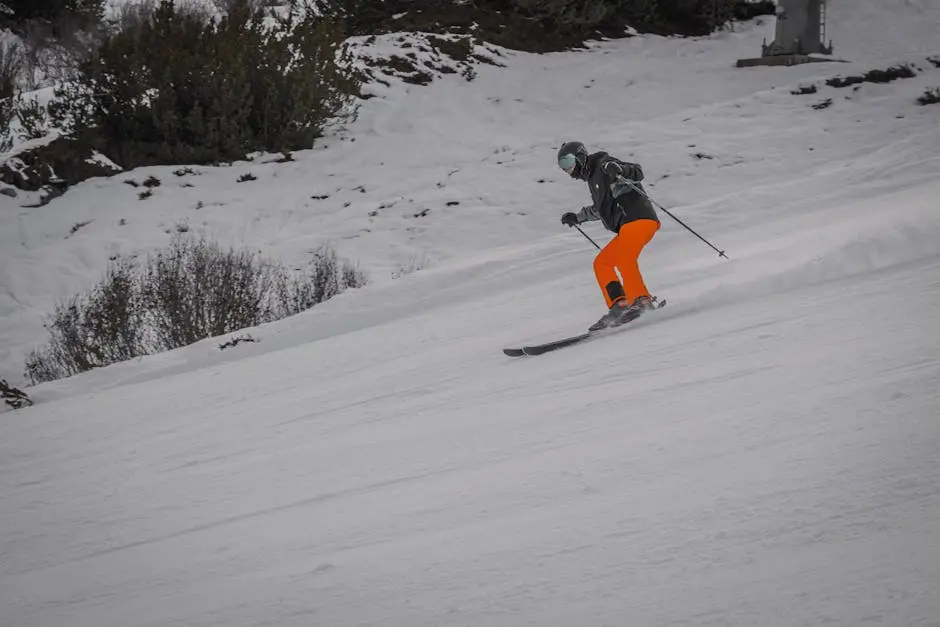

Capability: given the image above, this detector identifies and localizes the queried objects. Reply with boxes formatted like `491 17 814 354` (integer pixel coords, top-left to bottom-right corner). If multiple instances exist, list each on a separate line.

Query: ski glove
561 212 580 227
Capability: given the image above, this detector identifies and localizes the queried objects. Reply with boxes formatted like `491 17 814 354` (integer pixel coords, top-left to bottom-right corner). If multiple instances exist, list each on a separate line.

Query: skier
557 141 660 331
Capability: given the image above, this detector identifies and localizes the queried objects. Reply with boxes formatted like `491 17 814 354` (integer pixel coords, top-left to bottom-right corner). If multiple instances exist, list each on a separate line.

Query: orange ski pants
593 219 660 307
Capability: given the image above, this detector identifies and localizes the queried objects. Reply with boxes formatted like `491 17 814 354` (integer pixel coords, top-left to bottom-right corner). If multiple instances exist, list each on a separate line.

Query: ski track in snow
1 2 940 626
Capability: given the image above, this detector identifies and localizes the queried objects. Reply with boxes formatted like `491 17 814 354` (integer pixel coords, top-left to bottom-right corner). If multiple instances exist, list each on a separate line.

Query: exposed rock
0 138 123 193
1 378 33 410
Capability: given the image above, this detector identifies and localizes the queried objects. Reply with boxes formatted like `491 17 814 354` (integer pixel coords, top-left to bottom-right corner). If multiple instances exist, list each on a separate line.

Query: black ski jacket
574 152 658 233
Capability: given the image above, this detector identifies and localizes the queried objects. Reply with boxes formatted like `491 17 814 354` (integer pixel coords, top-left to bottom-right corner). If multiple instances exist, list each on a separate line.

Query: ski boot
589 299 633 332
630 295 656 313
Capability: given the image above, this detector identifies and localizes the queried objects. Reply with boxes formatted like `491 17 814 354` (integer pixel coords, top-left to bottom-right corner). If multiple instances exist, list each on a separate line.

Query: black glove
561 212 579 227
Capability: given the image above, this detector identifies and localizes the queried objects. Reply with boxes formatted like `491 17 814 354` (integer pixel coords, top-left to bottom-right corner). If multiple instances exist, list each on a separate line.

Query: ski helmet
557 141 589 179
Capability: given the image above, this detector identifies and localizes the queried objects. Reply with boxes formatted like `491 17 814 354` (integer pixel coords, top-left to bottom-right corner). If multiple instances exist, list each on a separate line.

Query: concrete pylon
736 0 839 68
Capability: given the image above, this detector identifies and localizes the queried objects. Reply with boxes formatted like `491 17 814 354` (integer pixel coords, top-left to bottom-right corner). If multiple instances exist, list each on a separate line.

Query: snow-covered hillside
2 1 939 625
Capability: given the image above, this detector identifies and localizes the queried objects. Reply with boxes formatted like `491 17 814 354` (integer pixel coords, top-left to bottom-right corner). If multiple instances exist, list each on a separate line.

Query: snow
2 2 940 626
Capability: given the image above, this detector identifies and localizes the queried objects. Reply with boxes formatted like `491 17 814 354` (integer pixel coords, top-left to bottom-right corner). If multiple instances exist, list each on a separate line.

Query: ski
503 299 666 357
503 332 592 357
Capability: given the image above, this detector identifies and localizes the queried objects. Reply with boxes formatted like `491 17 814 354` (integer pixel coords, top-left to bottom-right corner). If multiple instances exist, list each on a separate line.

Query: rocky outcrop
0 137 122 203
1 378 32 410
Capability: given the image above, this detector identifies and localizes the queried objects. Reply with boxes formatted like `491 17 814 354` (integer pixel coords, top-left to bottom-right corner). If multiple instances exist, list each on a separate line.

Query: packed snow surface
1 1 939 625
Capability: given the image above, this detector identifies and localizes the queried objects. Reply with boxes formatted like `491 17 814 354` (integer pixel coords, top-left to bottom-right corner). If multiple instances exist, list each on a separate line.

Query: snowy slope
3 2 940 385
2 1 940 626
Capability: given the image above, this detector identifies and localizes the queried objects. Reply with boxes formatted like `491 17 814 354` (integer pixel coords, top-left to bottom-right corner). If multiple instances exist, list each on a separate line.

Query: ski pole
574 224 601 250
625 180 728 259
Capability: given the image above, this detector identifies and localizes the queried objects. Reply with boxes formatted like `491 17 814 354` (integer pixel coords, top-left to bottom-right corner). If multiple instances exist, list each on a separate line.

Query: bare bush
0 40 23 151
2 0 105 27
4 0 108 88
106 0 160 33
15 94 50 139
211 0 266 15
342 260 367 290
0 40 22 95
272 244 366 316
25 258 144 383
308 245 341 303
107 0 210 33
83 259 145 362
139 237 283 349
25 237 367 383
391 253 430 279
0 42 55 147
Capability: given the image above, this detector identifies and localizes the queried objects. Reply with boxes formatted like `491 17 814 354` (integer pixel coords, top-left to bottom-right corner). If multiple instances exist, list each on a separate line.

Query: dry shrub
25 237 367 383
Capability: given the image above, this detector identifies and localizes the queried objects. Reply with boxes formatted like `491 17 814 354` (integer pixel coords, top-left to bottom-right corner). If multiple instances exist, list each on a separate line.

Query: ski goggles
558 153 579 174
